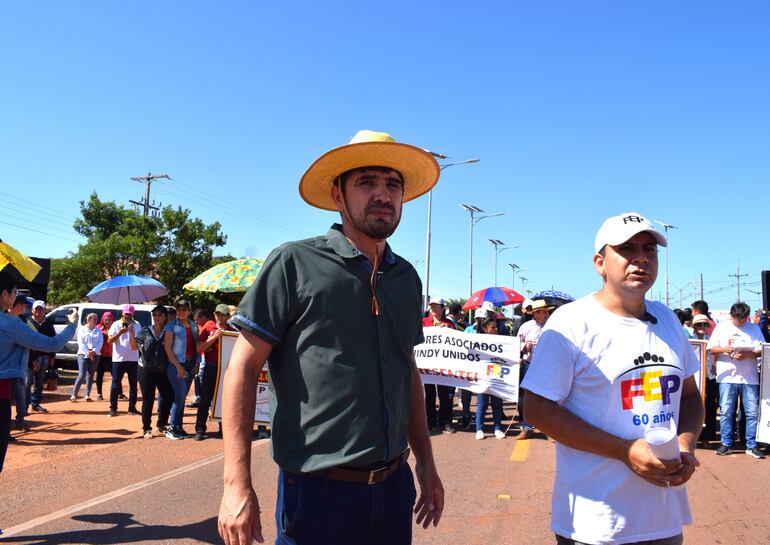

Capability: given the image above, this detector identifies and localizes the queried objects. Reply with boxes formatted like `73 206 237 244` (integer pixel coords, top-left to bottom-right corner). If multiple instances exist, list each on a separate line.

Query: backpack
139 326 169 373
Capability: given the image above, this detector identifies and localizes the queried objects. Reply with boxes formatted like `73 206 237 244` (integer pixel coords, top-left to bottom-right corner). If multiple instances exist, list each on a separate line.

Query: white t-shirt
706 321 763 385
518 319 545 362
521 295 700 545
108 320 142 362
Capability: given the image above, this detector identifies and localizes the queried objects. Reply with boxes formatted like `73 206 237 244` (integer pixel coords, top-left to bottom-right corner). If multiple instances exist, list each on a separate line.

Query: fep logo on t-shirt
617 351 682 426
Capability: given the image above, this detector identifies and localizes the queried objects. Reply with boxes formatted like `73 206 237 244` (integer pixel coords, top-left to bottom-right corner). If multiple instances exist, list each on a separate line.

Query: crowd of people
0 277 244 473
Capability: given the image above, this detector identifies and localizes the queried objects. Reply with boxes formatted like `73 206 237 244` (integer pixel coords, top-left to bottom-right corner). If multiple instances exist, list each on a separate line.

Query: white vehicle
47 303 157 365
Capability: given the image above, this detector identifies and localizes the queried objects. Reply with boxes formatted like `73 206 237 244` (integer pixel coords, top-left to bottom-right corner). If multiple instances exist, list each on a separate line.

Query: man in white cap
219 130 444 545
516 298 554 439
522 212 704 545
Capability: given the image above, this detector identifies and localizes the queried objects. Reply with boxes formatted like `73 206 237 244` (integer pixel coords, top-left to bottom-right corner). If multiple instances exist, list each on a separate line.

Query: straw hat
529 299 554 312
299 130 440 211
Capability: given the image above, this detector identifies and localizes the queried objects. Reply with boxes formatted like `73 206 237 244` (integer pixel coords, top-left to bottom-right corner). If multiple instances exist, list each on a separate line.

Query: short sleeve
231 247 296 347
520 325 577 403
679 331 701 378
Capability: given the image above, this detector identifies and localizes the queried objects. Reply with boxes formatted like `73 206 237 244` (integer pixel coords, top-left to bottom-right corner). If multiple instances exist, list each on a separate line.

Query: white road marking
2 440 267 538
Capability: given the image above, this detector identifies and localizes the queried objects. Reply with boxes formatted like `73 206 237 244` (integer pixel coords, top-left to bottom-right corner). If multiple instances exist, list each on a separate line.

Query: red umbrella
462 286 525 310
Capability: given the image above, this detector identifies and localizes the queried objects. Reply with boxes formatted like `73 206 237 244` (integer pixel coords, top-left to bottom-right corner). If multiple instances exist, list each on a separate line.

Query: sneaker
257 428 269 439
475 430 485 440
85 397 93 402
69 397 77 403
157 424 168 434
127 407 141 416
746 447 766 459
194 431 205 441
97 394 104 401
429 424 443 436
165 428 185 440
715 445 730 456
186 400 200 408
107 410 118 417
143 431 153 439
13 421 29 432
177 428 190 438
494 429 506 440
442 422 456 434
118 393 127 400
32 404 48 413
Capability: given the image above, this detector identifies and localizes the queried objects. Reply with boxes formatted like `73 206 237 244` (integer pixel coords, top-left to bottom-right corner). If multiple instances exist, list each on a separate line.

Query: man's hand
414 461 444 529
625 438 683 487
175 365 186 378
665 451 699 487
218 485 263 545
67 309 78 324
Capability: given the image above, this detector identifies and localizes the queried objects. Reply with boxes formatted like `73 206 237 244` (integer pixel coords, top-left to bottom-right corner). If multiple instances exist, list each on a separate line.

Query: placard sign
211 331 270 423
689 339 708 400
756 344 770 444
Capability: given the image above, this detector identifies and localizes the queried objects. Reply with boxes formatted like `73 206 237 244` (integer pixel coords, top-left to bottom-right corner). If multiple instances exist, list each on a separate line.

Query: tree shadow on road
0 512 221 544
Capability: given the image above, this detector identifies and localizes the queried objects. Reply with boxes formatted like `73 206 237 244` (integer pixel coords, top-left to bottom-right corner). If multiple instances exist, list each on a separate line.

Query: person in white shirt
107 304 142 417
516 299 553 438
522 212 704 545
706 302 765 459
71 313 104 401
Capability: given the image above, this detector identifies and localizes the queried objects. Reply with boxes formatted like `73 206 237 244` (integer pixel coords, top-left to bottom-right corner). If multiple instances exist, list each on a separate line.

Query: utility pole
129 172 169 217
699 273 704 301
729 261 748 302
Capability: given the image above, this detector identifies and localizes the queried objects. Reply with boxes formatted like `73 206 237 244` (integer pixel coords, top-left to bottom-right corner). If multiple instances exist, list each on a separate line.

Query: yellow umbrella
0 240 42 281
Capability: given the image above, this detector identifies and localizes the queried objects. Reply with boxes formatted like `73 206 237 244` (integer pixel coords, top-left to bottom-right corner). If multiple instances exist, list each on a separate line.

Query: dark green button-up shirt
232 224 424 473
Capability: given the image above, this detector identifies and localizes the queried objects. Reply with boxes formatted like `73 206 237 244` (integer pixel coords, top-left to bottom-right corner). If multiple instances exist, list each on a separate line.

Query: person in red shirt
421 298 456 434
194 304 234 441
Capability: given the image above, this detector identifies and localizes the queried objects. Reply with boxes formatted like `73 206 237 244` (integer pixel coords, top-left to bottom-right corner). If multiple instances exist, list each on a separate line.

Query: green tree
49 192 229 306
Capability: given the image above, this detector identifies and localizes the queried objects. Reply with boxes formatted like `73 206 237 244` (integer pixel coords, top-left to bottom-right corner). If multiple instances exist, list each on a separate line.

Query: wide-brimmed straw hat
299 130 440 211
529 299 554 312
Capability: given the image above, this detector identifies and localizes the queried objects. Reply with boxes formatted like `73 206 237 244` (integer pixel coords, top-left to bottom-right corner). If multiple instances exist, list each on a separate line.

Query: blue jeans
476 393 503 432
275 463 416 545
110 361 138 411
26 356 48 408
72 354 98 399
11 378 26 424
719 383 759 449
167 358 195 428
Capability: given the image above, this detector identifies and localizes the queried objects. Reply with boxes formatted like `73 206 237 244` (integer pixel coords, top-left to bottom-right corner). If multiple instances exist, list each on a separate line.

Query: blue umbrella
532 290 575 302
86 275 168 304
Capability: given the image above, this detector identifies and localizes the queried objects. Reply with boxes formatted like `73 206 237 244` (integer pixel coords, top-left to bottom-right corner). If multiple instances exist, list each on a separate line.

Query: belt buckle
367 464 388 485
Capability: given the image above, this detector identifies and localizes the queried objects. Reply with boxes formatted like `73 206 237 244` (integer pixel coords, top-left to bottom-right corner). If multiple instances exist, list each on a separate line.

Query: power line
0 191 80 223
0 219 81 244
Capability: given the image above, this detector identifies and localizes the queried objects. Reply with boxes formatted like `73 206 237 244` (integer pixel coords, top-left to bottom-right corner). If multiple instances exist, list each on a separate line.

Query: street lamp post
488 240 519 287
460 204 504 297
508 263 520 291
423 157 479 309
519 276 528 295
654 220 679 307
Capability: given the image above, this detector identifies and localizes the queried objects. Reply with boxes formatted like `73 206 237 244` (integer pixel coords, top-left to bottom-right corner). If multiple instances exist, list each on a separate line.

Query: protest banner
689 339 707 400
756 344 770 444
211 331 270 423
415 327 520 401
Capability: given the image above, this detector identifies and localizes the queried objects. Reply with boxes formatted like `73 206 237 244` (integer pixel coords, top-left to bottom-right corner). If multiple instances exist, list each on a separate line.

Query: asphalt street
2 401 769 544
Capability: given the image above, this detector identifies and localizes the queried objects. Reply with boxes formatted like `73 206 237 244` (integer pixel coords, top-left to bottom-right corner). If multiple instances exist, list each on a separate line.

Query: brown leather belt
307 448 410 485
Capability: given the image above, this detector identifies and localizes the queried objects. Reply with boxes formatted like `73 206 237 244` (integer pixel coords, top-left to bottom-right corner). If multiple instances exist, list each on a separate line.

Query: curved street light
422 156 479 309
460 204 504 297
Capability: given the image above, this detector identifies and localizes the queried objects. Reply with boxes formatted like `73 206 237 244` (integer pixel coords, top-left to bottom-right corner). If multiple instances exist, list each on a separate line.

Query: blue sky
2 2 768 312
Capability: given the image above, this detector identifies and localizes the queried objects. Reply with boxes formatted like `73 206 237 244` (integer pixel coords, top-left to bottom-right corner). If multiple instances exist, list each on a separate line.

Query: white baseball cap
428 297 446 306
32 300 45 310
594 212 667 253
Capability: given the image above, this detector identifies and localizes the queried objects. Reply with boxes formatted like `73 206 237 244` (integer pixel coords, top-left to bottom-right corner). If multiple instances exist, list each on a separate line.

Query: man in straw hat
516 298 553 439
219 130 444 545
522 212 704 545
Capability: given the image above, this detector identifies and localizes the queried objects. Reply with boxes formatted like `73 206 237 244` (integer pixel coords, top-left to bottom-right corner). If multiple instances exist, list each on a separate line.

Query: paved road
2 398 769 544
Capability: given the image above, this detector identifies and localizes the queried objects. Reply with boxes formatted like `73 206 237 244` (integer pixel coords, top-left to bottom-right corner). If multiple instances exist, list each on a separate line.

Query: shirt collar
326 223 396 266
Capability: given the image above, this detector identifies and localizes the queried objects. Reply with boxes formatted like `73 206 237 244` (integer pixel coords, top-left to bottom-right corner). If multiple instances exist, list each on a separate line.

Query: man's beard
351 202 401 239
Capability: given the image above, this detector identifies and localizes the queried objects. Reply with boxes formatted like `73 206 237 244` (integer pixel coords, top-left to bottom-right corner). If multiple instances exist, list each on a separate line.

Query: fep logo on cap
594 212 668 253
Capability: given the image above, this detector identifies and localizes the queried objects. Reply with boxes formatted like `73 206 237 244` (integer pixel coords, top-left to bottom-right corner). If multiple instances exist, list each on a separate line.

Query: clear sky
2 2 768 312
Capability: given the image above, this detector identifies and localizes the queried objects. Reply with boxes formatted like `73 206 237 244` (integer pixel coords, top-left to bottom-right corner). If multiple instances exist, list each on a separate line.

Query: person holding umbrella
0 270 78 472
